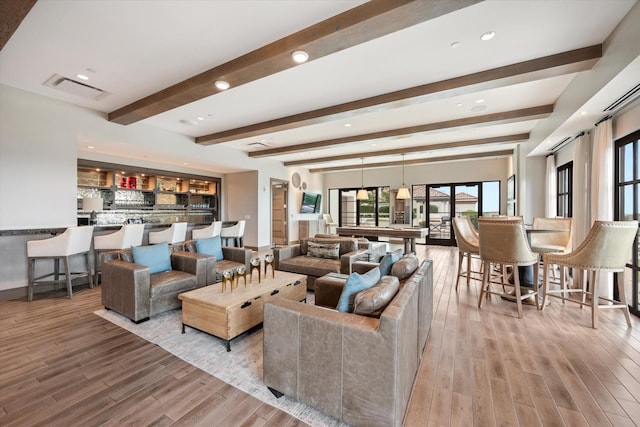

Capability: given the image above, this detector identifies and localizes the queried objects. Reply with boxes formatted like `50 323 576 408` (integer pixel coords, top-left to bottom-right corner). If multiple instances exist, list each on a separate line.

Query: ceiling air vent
603 83 640 112
43 74 106 100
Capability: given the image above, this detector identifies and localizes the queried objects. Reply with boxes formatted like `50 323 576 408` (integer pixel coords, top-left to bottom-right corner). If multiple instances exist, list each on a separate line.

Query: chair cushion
336 266 381 312
195 235 224 260
378 250 402 276
391 254 420 281
306 241 340 259
131 242 171 274
354 275 400 317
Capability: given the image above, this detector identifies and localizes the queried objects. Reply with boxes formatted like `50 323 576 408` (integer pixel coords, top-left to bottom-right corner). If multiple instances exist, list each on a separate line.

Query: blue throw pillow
131 242 172 274
195 235 224 261
336 266 381 313
378 250 401 276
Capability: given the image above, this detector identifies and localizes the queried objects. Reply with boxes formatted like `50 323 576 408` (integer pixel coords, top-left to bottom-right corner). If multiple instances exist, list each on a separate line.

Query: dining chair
530 216 573 282
221 220 246 247
478 217 540 318
148 222 187 245
452 216 482 290
93 223 145 284
541 220 638 328
27 226 95 301
192 221 222 239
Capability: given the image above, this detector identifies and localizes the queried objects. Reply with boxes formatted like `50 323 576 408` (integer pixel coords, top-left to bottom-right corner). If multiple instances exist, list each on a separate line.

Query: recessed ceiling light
87 145 95 149
292 50 309 63
480 31 495 41
450 42 461 48
215 80 230 90
197 117 204 121
183 162 189 165
344 123 352 127
76 74 89 81
475 98 485 103
456 103 463 107
581 111 588 115
471 105 487 112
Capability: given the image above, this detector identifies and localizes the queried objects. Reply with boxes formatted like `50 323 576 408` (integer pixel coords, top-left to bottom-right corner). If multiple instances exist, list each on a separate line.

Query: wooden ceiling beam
309 150 514 173
108 0 482 125
283 133 529 166
0 0 37 51
250 105 551 158
198 45 600 145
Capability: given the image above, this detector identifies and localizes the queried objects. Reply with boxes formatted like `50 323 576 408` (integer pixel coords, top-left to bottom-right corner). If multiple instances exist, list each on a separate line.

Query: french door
615 129 640 316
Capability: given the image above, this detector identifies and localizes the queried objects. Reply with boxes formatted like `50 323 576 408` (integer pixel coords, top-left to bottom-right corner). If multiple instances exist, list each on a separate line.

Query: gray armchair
101 248 207 323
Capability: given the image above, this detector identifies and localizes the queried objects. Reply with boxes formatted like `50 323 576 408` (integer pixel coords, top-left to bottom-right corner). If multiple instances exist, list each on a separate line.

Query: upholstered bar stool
192 221 222 239
26 225 95 301
478 218 540 318
541 220 638 328
452 216 482 290
93 223 144 284
148 222 187 245
221 220 245 247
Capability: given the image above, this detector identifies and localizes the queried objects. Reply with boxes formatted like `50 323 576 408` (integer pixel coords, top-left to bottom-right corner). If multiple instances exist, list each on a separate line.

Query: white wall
1 84 78 229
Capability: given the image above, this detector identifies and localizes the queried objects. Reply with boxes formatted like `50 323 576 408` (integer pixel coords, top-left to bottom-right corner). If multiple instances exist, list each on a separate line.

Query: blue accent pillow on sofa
195 235 224 261
378 250 402 276
131 242 172 274
336 266 381 313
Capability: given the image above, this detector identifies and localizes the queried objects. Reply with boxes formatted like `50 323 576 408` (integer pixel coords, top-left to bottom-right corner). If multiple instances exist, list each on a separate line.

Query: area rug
95 303 348 427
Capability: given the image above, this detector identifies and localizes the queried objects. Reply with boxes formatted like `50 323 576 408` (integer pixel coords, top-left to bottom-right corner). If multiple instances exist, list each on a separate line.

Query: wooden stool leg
591 270 598 329
28 258 35 302
455 251 463 290
64 256 73 298
616 271 632 327
86 252 94 289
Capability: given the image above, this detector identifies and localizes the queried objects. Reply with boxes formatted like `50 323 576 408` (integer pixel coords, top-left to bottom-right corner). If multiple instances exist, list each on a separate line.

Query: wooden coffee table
178 271 306 351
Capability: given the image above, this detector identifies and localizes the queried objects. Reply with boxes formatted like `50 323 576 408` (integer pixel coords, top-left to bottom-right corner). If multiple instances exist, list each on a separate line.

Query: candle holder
236 266 247 287
264 254 275 278
221 270 234 293
250 257 261 283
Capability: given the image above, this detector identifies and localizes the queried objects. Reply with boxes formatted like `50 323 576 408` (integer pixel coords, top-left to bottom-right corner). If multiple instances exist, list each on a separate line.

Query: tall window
614 129 639 316
557 161 573 217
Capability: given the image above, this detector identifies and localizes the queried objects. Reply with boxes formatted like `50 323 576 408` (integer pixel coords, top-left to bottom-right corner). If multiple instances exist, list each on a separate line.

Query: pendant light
396 154 411 200
356 157 368 200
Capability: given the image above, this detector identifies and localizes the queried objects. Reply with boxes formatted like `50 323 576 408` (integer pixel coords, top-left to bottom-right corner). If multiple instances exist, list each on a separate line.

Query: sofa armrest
340 249 370 274
351 261 379 274
222 246 251 270
273 246 301 269
101 259 151 322
171 251 208 287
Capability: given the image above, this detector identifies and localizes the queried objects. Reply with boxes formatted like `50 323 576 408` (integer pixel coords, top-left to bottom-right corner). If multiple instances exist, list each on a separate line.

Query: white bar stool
221 220 245 247
27 226 95 301
192 221 222 239
148 222 187 245
93 223 145 284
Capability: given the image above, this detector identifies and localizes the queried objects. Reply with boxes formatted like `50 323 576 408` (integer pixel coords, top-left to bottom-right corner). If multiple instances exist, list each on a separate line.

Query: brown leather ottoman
314 272 349 308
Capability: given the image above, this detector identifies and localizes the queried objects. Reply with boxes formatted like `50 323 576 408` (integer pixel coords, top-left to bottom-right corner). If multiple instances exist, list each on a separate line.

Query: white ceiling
1 0 638 173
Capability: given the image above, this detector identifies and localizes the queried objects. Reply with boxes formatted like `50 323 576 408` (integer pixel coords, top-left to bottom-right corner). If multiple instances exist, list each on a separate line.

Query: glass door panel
427 185 453 244
455 184 480 229
378 187 391 227
339 190 358 227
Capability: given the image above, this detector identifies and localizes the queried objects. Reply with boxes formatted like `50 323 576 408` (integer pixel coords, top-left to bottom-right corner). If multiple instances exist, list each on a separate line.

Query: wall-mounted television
300 192 321 213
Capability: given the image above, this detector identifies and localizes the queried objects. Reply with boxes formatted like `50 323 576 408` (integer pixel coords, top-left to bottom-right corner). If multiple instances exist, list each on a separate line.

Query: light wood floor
1 245 639 426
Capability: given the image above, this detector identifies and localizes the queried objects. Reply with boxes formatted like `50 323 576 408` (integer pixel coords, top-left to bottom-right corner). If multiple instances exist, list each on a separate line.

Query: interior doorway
271 180 288 247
